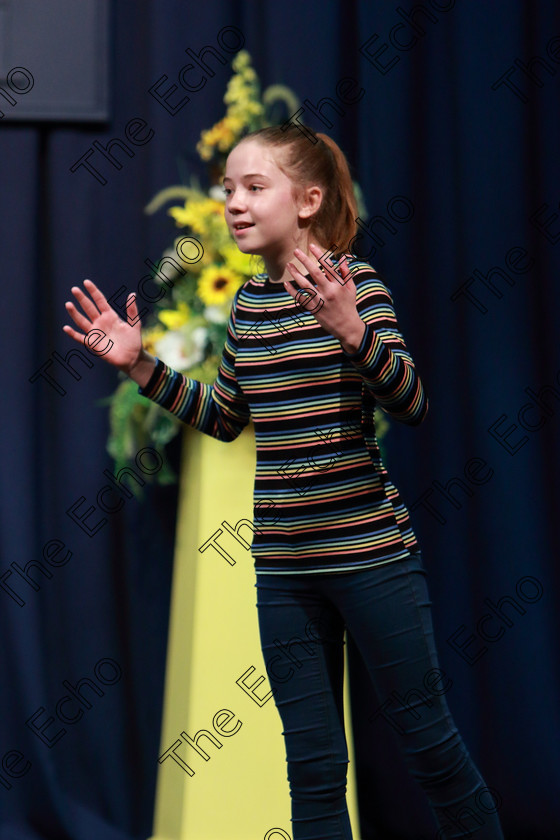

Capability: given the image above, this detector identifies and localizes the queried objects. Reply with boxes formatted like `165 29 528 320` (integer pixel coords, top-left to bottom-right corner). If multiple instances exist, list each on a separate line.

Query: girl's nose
227 191 248 212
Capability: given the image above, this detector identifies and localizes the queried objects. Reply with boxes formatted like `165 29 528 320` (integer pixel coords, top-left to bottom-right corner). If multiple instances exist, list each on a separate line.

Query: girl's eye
223 185 263 196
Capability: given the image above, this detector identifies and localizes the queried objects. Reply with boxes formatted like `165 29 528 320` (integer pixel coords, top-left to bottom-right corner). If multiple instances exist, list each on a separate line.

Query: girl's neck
263 239 327 283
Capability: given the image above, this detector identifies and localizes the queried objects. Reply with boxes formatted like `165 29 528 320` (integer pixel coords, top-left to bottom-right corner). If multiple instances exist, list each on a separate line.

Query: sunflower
197 265 243 306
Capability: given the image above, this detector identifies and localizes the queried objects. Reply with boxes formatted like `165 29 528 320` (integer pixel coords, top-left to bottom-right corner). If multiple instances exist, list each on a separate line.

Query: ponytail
314 132 358 252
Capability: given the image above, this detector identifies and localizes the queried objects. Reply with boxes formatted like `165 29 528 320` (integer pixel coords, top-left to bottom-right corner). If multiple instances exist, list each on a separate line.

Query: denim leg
255 554 504 840
323 553 504 840
255 576 354 840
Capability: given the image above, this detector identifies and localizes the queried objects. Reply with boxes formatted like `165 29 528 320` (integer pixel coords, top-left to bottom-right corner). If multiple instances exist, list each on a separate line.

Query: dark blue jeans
255 552 504 840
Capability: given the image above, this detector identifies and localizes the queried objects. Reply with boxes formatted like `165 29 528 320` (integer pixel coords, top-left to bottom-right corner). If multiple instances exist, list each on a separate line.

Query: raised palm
63 279 143 373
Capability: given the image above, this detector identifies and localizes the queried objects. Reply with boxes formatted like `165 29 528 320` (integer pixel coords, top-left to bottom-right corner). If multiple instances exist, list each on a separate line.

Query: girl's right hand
63 279 156 386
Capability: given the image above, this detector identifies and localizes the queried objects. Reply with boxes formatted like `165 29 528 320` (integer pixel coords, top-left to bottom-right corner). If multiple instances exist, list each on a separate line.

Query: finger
322 251 353 286
64 300 92 333
293 246 315 268
339 253 353 272
283 278 296 298
125 292 140 327
307 243 339 284
83 278 112 313
62 324 86 345
286 261 314 290
293 247 325 282
293 286 323 311
70 284 102 321
308 242 331 265
336 254 355 287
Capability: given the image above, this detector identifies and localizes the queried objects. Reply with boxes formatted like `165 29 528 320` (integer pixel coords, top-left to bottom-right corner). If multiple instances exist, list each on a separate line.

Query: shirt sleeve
137 285 251 442
340 261 428 426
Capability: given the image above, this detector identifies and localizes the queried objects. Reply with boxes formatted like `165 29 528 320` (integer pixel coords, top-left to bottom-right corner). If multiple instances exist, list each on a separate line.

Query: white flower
154 328 207 372
150 248 186 284
208 185 226 202
191 326 208 352
204 305 228 324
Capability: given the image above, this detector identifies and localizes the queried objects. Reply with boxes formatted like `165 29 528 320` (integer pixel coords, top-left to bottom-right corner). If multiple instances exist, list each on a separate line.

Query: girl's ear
298 185 323 220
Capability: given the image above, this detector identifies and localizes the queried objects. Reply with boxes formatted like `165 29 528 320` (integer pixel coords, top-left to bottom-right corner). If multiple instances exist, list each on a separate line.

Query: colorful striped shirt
138 257 428 574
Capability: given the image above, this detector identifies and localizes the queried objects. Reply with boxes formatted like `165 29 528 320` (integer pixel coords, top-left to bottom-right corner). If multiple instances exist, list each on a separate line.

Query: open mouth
233 222 254 231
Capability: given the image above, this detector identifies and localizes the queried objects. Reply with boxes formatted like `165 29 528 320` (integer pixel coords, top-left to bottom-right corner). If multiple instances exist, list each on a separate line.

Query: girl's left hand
284 244 366 350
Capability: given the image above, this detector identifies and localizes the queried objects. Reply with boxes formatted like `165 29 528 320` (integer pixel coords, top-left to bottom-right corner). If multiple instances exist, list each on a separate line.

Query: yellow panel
150 424 360 840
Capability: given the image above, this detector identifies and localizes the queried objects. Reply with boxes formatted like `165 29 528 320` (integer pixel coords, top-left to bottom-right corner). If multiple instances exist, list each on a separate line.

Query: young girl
63 124 504 840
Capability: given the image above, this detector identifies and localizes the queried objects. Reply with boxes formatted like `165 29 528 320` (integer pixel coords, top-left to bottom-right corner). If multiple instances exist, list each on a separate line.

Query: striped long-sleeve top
138 257 428 574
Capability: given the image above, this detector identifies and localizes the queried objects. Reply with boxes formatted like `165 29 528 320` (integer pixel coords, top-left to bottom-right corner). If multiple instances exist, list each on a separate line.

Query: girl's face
223 139 320 258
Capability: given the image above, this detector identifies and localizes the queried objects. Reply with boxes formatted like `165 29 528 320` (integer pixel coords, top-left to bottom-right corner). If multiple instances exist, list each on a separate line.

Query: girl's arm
63 280 251 442
283 248 428 427
63 279 156 387
340 263 428 426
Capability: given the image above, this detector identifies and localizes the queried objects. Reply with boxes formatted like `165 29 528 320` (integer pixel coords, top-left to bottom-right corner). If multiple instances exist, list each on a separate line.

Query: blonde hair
236 124 358 253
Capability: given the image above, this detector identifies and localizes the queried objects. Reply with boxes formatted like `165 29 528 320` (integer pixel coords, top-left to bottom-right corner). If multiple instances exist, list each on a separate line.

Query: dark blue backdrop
1 1 559 838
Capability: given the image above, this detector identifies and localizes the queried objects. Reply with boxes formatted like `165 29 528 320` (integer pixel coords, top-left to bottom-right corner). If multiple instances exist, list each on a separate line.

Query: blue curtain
1 1 558 838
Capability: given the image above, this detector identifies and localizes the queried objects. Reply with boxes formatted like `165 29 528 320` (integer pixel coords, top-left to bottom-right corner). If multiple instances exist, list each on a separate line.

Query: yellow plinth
150 423 360 840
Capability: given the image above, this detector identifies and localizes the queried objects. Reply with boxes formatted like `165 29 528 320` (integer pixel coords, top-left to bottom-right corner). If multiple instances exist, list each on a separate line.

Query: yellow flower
158 301 191 330
168 205 192 227
197 265 243 306
197 143 214 162
196 51 265 161
232 50 251 72
168 197 224 235
220 241 257 276
142 326 166 355
197 117 241 158
173 235 214 273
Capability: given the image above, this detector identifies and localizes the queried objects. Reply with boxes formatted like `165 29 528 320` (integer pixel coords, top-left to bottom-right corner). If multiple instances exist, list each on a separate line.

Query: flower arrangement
104 51 387 483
